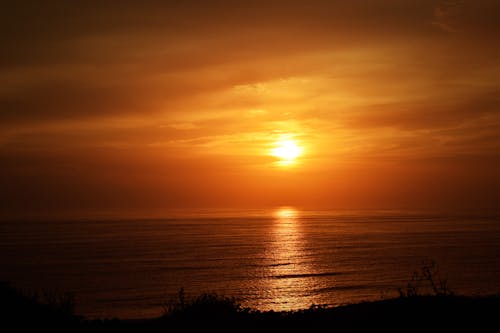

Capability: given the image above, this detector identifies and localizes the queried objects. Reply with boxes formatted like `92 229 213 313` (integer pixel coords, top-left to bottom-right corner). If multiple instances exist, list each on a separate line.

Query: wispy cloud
433 0 464 32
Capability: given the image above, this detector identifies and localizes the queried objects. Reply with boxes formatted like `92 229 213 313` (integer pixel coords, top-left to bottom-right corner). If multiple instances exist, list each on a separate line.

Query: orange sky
1 1 500 216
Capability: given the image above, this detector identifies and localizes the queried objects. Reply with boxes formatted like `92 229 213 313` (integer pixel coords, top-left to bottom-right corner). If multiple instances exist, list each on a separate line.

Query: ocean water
1 209 500 319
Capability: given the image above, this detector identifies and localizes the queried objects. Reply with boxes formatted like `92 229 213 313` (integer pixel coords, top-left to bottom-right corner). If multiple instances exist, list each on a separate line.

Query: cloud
2 0 499 127
1 1 500 213
0 5 434 83
433 0 464 32
432 0 500 36
342 90 500 130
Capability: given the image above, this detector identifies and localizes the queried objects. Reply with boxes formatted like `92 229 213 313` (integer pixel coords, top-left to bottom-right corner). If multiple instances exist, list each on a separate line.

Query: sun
274 207 298 219
271 140 302 164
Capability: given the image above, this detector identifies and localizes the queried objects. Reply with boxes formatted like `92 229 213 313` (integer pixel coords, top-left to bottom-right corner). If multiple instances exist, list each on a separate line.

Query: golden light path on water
261 207 324 310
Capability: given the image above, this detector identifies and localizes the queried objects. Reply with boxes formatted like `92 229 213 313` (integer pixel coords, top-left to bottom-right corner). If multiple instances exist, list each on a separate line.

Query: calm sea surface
1 209 500 319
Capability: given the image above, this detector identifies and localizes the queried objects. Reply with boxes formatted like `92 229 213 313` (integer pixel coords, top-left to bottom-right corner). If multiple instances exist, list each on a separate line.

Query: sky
1 1 500 217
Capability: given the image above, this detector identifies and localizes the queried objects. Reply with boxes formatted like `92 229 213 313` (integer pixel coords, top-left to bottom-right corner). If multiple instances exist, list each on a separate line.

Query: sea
1 208 499 319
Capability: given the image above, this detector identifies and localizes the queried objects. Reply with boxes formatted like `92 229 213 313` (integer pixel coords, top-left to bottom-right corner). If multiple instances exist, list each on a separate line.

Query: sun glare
272 140 302 164
274 207 298 219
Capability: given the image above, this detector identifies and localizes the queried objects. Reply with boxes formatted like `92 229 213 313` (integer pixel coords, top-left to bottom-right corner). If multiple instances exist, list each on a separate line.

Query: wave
272 272 342 279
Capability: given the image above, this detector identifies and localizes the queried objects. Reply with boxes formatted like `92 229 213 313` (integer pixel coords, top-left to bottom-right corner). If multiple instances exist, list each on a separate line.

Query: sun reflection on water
261 207 323 310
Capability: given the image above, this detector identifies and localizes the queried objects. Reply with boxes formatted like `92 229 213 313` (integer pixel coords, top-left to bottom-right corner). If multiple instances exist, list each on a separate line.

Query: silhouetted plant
162 288 246 318
162 287 186 315
0 281 79 331
0 282 75 316
307 303 329 311
399 261 453 297
36 289 76 315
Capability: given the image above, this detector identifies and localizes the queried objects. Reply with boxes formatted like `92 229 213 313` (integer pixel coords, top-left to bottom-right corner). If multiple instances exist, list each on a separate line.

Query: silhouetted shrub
399 261 453 297
0 282 78 330
162 288 246 319
32 288 76 316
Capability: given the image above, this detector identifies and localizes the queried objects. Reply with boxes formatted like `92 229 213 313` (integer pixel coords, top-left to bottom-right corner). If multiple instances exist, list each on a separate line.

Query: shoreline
2 282 499 332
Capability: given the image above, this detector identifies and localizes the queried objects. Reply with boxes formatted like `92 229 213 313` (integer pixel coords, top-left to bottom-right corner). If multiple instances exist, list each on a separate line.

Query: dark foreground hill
1 282 498 332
